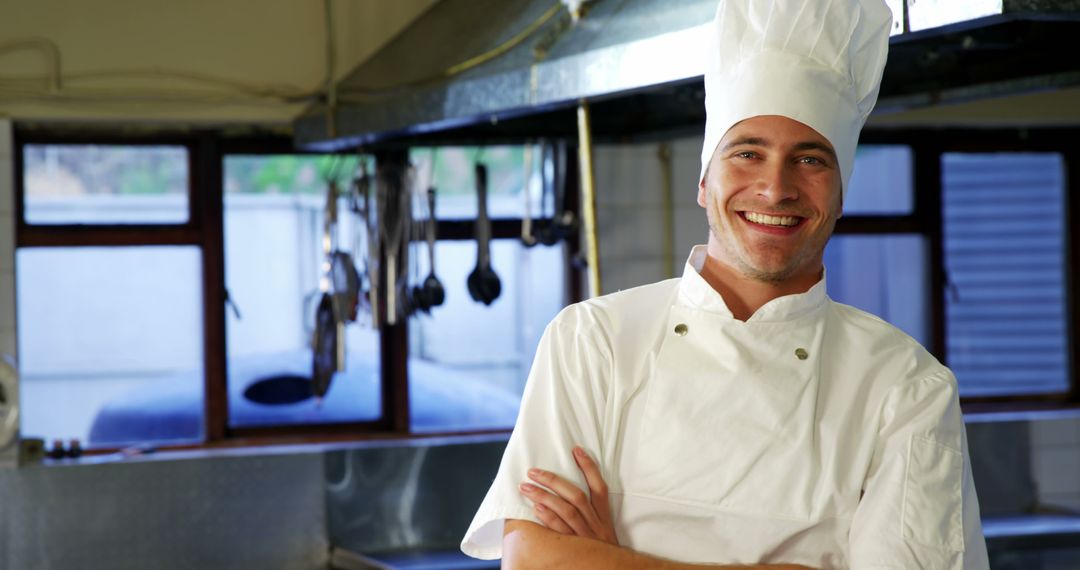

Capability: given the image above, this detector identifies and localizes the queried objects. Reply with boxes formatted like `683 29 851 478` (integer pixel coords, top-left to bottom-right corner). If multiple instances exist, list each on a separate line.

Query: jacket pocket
902 435 964 552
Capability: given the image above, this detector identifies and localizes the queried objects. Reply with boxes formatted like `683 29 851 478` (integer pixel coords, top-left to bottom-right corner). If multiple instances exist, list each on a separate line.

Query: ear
697 177 708 208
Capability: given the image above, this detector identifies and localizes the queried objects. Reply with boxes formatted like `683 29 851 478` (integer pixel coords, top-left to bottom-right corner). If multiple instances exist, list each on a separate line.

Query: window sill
24 431 512 469
962 402 1080 423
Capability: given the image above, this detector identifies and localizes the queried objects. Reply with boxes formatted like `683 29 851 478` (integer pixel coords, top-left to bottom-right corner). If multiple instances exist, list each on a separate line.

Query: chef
462 0 989 568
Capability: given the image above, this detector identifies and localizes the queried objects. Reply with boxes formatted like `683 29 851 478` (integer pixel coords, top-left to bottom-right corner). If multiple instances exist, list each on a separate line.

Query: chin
739 251 818 284
742 265 798 285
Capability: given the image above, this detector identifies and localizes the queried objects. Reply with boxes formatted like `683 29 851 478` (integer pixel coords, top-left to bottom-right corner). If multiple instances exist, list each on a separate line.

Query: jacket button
795 348 808 360
674 323 688 336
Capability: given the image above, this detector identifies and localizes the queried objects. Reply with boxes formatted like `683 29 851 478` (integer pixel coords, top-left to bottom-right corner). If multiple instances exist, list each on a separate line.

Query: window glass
407 239 566 432
16 246 204 447
844 145 913 215
224 155 378 428
23 145 189 224
409 146 542 219
824 234 929 347
943 153 1068 396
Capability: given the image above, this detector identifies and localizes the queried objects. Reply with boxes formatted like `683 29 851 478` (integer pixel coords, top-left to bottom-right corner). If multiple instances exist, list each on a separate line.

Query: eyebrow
721 137 838 162
792 141 838 162
720 137 769 153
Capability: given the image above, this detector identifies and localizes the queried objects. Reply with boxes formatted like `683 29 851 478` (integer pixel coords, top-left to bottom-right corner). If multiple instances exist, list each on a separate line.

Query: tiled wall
1030 416 1080 511
0 451 328 570
593 136 707 294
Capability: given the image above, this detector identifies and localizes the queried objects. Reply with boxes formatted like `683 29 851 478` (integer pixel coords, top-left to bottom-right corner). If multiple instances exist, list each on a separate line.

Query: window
17 246 205 446
827 145 928 345
13 128 1076 450
824 235 929 346
406 146 567 433
223 154 381 428
23 144 189 225
844 145 914 215
943 153 1068 397
15 140 205 448
407 240 565 432
852 131 1077 403
410 146 541 219
15 135 574 449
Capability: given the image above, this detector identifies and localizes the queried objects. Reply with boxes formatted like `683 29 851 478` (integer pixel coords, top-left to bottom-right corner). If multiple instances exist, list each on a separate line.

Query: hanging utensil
521 143 537 247
422 186 445 309
312 172 347 401
551 139 578 242
330 250 361 323
320 174 362 325
537 141 557 246
323 168 354 324
360 160 381 328
350 157 375 325
467 162 502 305
379 161 410 325
402 176 423 317
311 292 340 401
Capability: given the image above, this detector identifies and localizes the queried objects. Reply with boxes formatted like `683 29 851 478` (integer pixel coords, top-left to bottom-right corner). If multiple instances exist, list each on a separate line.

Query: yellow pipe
576 100 602 298
658 143 675 278
445 2 563 78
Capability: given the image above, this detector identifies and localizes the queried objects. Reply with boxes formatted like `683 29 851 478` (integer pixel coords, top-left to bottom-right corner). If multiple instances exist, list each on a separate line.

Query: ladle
422 187 446 308
467 163 502 305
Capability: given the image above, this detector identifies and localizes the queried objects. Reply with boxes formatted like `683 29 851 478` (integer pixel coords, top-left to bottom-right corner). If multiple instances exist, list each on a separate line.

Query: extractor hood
294 0 1080 150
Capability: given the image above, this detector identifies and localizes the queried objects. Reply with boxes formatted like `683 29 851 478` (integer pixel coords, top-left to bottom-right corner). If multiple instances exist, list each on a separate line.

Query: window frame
14 128 235 446
855 127 1080 411
13 130 584 451
15 124 1077 452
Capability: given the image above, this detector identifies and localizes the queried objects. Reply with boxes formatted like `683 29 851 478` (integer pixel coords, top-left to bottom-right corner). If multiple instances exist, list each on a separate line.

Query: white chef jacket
462 246 989 569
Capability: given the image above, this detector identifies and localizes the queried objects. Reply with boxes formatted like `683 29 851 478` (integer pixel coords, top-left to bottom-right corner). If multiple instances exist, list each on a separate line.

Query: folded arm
503 519 811 570
505 447 814 570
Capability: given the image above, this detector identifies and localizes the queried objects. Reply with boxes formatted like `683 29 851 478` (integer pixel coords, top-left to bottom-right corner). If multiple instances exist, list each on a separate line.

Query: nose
755 162 798 204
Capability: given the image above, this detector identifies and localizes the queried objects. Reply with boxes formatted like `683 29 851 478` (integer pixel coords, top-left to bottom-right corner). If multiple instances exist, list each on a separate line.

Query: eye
735 151 757 160
798 156 827 166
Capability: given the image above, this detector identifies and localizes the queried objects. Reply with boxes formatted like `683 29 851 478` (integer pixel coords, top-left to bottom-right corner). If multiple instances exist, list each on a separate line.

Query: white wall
593 136 707 294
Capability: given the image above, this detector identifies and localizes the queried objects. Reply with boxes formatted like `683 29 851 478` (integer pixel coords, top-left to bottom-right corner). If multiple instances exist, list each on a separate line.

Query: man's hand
518 446 619 545
508 449 814 570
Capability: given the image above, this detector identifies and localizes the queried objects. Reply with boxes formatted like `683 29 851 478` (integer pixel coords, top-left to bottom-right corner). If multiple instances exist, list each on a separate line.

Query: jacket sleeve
460 308 612 560
849 369 989 569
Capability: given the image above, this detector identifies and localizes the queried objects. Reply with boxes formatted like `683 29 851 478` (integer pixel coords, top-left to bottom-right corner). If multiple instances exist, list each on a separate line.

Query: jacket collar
677 245 827 322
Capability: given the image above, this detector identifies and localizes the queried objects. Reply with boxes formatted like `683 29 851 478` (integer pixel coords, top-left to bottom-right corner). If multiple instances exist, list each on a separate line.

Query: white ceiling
0 0 437 125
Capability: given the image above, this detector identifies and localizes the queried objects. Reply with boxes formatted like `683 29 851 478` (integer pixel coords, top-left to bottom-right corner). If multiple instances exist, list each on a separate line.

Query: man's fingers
521 450 619 546
572 447 612 524
572 446 619 544
572 446 608 499
532 503 573 535
519 483 594 537
521 475 602 538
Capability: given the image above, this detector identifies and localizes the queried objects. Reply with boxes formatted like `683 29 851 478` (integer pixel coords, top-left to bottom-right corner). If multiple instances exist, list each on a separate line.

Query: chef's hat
699 0 892 194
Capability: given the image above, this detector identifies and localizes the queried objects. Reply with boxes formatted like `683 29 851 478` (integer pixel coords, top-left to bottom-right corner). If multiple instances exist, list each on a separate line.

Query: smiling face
697 115 843 286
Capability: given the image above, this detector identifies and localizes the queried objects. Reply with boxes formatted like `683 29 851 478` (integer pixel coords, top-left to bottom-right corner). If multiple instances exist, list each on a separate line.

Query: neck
699 246 822 322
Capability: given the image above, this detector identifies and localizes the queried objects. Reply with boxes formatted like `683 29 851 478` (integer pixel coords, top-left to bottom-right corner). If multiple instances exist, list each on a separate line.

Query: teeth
745 211 798 227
